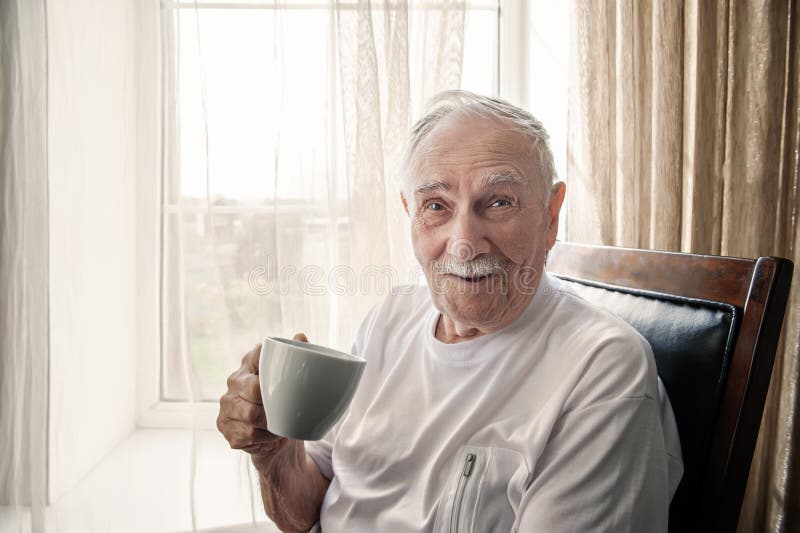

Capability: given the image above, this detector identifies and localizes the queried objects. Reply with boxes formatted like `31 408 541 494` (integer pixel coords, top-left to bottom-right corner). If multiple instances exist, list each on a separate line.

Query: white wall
47 0 141 503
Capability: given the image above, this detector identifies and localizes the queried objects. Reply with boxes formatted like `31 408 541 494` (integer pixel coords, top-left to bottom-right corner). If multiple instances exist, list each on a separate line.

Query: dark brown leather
556 276 740 533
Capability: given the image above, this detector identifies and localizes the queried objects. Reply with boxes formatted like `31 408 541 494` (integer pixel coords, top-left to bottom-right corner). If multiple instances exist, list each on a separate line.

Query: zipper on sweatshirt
450 453 476 533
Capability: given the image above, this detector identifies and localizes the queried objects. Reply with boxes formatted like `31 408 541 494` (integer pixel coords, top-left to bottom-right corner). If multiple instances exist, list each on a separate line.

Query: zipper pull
462 453 476 477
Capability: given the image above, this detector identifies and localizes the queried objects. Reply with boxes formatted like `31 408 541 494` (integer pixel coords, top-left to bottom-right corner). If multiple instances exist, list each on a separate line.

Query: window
158 1 501 403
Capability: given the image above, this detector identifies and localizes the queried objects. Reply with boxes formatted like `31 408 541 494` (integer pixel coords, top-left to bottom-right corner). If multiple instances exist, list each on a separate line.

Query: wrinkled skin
402 111 566 342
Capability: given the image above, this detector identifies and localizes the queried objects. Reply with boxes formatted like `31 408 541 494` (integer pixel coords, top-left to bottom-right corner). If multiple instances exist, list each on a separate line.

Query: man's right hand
218 334 329 532
217 335 308 464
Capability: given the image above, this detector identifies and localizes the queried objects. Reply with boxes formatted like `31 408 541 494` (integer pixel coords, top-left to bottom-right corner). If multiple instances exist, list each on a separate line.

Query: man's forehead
411 112 535 169
421 112 529 151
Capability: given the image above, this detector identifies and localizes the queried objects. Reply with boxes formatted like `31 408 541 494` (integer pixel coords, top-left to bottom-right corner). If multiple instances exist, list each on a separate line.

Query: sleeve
304 301 381 480
304 422 338 480
516 334 681 533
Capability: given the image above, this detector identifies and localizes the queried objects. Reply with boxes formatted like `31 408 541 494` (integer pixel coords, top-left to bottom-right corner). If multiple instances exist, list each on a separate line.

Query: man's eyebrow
413 172 523 195
481 171 524 188
414 180 451 194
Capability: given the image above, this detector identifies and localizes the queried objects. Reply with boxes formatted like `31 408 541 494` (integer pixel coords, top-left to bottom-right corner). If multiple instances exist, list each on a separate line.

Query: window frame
137 0 526 429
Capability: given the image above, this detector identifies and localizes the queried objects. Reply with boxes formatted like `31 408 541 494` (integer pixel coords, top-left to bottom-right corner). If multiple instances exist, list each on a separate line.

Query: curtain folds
0 0 50 531
169 0 468 528
567 0 800 530
1 0 470 531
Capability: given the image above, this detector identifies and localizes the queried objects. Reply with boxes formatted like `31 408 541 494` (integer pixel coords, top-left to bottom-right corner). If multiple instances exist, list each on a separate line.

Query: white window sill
138 401 221 430
2 429 280 533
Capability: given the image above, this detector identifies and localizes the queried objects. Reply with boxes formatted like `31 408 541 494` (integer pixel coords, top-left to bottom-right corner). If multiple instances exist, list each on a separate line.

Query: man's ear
401 192 410 217
546 181 566 248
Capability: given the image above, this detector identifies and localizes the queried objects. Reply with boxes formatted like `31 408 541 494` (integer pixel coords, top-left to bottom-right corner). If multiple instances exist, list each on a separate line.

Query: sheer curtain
163 1 469 401
566 1 799 530
164 0 473 529
2 0 483 531
164 1 470 527
0 0 49 531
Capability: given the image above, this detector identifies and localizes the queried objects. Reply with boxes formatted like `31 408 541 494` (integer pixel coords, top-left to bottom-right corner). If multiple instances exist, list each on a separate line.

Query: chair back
547 242 793 533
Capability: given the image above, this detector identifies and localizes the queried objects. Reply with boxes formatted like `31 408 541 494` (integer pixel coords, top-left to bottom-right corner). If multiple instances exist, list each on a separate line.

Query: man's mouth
449 273 491 283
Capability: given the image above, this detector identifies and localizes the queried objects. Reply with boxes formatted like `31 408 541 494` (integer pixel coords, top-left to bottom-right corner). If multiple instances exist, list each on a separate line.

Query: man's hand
217 333 310 466
217 333 328 533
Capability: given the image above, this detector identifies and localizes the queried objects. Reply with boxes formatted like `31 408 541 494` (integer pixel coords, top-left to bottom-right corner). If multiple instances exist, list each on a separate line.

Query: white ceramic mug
259 336 366 441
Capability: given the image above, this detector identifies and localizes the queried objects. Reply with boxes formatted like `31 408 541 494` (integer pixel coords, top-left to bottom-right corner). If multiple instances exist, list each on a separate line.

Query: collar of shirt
423 270 562 366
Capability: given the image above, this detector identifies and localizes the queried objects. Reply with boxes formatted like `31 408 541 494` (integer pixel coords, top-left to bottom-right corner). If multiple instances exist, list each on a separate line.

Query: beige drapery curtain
566 0 799 531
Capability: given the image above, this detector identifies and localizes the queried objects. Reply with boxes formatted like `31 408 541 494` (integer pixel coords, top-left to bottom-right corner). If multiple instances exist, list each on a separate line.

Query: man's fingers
232 394 268 429
219 390 268 427
238 373 262 404
243 401 269 430
221 420 280 450
224 364 261 403
217 341 289 454
293 332 308 343
242 343 262 374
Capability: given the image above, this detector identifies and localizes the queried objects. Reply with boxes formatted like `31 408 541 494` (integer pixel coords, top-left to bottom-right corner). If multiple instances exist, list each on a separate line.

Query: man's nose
447 211 488 261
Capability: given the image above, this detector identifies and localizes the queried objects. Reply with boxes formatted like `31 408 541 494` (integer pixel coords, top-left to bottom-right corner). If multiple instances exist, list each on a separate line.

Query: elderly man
217 91 683 532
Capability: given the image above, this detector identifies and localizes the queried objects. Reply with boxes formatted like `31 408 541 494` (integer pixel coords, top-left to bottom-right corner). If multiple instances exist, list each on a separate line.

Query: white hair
400 90 557 207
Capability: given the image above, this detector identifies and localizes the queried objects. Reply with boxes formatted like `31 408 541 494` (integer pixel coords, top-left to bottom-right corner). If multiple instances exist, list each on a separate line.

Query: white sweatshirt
306 271 683 532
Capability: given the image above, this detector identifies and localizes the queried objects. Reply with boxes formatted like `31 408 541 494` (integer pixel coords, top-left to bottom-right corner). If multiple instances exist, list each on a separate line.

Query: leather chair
547 242 793 533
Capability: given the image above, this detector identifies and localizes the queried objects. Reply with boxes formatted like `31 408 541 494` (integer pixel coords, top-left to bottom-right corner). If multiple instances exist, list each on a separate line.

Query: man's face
402 112 565 329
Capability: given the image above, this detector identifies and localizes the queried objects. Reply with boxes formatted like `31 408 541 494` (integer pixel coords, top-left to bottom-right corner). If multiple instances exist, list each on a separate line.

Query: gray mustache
433 256 508 278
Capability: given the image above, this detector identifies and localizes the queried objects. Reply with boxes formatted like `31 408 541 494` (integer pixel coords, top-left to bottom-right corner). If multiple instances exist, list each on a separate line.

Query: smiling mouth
449 274 491 283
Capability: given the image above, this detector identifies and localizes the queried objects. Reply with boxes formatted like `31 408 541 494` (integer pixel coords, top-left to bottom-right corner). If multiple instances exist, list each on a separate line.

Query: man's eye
490 199 512 208
426 202 445 211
